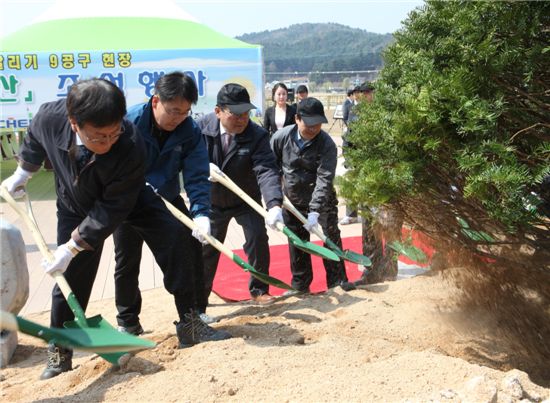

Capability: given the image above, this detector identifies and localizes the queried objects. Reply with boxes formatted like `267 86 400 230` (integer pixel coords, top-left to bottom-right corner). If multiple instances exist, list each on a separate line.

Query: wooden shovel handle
282 195 328 242
159 195 238 261
0 187 76 306
209 164 285 232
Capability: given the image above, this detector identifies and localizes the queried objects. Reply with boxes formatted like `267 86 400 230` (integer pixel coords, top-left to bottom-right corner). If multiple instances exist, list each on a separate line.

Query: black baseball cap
296 84 308 94
297 97 328 126
359 81 375 92
216 83 257 114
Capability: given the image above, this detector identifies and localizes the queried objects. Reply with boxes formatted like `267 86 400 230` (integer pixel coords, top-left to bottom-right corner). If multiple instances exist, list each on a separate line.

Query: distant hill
237 23 393 74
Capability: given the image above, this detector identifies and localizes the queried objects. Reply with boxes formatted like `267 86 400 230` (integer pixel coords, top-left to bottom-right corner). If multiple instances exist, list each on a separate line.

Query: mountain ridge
237 22 393 74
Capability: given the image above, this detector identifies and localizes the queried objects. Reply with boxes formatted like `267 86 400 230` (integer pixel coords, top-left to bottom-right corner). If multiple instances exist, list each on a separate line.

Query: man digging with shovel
271 98 355 294
1 79 228 380
197 83 285 319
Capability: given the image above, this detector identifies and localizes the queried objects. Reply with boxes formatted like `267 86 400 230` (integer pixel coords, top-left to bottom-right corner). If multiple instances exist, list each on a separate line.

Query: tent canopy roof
1 17 258 52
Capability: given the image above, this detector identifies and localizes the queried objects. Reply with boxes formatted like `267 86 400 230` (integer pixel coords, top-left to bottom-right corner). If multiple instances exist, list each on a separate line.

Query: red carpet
212 236 365 301
212 231 435 302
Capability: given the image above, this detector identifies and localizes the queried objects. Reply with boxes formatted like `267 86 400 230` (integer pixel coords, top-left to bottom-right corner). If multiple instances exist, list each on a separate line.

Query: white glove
208 163 223 183
265 206 284 230
41 239 82 275
192 216 211 245
303 212 320 232
1 166 33 199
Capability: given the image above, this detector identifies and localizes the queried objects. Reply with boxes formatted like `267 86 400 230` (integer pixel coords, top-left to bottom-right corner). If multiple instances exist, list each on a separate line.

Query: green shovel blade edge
64 314 154 363
323 237 372 266
232 254 294 290
388 241 428 264
14 316 154 354
282 227 340 262
340 249 372 266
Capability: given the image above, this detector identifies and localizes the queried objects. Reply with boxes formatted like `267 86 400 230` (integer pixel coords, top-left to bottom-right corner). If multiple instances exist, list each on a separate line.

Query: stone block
1 219 29 314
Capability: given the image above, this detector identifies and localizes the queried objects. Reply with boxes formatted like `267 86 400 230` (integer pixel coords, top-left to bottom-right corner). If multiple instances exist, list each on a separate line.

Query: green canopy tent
0 17 264 131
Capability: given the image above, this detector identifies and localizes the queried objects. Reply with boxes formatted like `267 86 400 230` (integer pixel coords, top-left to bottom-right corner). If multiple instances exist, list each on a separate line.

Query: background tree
340 0 549 379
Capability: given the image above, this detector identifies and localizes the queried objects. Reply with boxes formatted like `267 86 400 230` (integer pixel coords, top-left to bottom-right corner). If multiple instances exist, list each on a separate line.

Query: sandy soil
1 270 549 402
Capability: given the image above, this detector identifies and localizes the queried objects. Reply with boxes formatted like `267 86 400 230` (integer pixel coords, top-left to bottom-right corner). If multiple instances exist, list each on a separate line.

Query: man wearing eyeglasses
2 77 230 380
112 72 232 343
1 79 147 379
197 83 284 318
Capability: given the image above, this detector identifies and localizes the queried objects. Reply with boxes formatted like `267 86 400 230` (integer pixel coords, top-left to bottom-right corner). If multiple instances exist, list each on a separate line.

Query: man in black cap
270 97 353 294
196 83 284 318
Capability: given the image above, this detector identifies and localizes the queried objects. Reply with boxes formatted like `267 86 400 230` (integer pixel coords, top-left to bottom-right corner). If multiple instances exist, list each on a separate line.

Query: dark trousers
113 194 205 326
50 202 104 328
282 203 348 291
201 204 270 311
49 188 200 329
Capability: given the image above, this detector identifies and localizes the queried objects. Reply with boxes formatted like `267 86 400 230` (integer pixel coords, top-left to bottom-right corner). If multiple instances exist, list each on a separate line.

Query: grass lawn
0 159 56 201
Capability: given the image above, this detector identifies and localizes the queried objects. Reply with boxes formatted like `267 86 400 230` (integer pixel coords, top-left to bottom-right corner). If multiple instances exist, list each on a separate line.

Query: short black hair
155 71 198 104
271 82 289 101
296 84 308 94
347 89 354 97
66 78 126 127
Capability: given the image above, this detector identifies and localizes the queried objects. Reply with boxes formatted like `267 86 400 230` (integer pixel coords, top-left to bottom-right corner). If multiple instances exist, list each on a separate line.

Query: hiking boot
40 343 73 380
117 323 144 336
199 313 217 324
174 312 232 348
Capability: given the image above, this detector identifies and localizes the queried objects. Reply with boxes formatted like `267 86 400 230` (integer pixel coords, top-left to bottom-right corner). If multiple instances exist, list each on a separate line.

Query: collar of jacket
202 115 254 145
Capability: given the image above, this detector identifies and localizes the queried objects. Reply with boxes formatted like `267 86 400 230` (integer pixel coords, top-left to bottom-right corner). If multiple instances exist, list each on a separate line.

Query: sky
1 0 425 38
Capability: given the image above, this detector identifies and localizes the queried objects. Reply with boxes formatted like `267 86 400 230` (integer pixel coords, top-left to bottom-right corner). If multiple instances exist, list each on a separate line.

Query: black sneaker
40 343 73 380
174 312 232 348
338 280 356 291
117 323 144 336
283 288 310 297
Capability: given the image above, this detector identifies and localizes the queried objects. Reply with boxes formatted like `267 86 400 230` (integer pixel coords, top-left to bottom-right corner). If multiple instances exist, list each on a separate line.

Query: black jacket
197 112 282 210
18 99 146 250
270 124 338 212
262 104 296 136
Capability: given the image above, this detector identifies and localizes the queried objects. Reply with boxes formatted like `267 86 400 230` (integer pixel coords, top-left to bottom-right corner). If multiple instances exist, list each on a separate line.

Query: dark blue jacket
19 99 146 250
126 100 210 217
198 112 282 210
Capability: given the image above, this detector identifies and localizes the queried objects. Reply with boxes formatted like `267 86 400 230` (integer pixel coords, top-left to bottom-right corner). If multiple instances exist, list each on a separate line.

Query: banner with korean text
0 47 263 132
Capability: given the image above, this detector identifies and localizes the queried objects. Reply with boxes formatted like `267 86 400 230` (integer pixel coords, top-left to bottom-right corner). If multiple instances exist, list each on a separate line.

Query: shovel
0 311 154 353
208 164 340 262
0 186 156 363
282 196 372 267
159 195 293 290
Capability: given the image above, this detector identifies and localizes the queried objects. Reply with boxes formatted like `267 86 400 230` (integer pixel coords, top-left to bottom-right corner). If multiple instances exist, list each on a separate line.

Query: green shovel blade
232 253 294 290
388 241 428 264
323 237 372 266
282 227 340 262
64 314 153 363
14 315 155 354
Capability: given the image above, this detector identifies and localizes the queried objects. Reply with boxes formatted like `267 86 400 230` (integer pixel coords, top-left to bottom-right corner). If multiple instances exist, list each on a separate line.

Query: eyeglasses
80 124 125 144
161 101 192 118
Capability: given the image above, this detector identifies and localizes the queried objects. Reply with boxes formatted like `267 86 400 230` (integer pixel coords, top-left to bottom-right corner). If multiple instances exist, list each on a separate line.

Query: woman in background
263 83 296 137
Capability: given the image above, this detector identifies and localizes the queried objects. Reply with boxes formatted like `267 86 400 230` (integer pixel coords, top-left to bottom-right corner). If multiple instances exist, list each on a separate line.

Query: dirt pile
1 271 548 402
